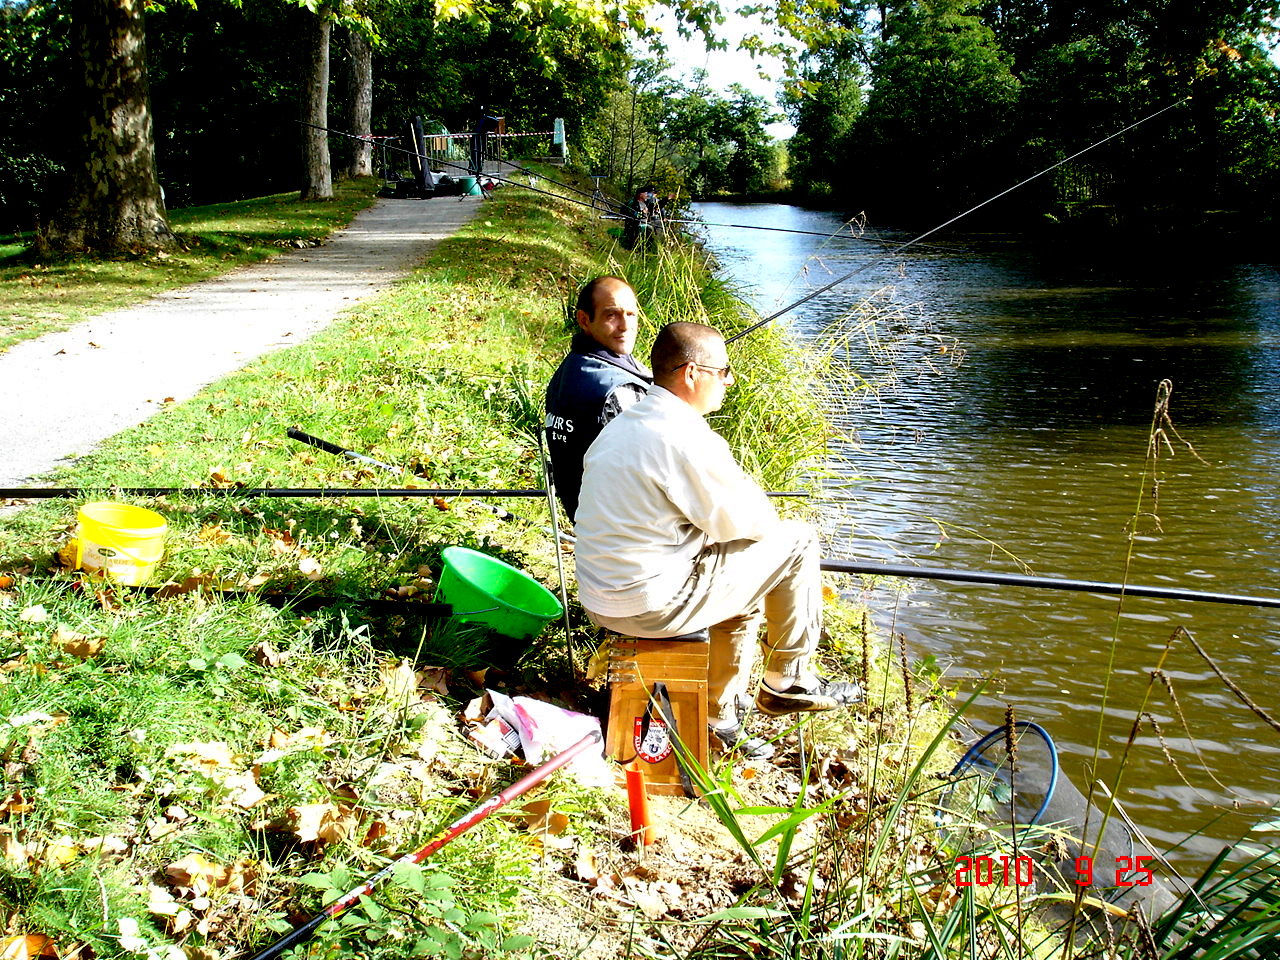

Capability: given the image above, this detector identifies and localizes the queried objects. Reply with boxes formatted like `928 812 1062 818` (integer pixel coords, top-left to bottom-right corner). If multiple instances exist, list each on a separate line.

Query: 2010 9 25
954 854 1155 887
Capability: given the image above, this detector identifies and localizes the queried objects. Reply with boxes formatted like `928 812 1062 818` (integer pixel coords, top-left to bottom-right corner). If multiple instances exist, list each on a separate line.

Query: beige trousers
587 519 821 726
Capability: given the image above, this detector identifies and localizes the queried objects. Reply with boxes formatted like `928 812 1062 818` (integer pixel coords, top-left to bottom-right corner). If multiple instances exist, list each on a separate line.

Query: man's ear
575 309 592 332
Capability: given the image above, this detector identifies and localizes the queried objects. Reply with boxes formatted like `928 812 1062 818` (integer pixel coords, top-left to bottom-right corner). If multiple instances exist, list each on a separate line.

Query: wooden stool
604 631 710 796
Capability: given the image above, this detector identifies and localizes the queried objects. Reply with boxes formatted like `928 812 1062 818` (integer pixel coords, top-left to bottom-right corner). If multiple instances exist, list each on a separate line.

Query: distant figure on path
470 108 501 177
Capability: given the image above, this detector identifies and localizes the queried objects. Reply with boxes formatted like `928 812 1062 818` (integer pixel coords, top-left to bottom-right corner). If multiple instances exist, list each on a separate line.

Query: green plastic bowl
436 546 563 640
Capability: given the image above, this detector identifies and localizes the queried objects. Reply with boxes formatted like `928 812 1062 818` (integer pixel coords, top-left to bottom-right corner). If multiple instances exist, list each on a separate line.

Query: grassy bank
0 169 942 960
0 179 383 352
2 171 1269 959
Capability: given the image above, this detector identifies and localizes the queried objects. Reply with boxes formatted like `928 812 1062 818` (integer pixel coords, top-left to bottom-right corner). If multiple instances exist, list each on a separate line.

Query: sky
647 8 799 139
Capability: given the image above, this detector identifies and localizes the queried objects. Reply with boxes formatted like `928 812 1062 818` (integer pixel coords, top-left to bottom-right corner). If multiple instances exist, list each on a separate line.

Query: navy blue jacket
545 332 652 521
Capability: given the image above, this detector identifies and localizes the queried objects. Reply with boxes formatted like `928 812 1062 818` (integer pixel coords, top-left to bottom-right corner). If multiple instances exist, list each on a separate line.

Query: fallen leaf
0 791 34 816
266 726 332 752
285 802 357 845
165 741 238 773
81 835 129 855
419 665 449 696
0 828 28 867
0 935 56 960
263 528 295 555
223 771 267 809
620 877 669 919
153 575 215 600
362 820 388 847
165 852 256 895
574 846 599 882
239 570 271 590
51 628 104 659
377 661 421 703
17 606 47 624
147 883 182 918
198 524 231 544
249 641 285 667
42 835 80 867
297 556 323 581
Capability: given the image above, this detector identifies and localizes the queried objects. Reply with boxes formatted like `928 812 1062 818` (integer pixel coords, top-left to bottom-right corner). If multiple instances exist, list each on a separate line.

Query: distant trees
854 0 1021 220
0 0 716 245
782 0 1280 232
588 66 784 198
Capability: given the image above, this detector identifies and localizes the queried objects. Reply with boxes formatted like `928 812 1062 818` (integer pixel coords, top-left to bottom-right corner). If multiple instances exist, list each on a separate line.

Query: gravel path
0 195 483 488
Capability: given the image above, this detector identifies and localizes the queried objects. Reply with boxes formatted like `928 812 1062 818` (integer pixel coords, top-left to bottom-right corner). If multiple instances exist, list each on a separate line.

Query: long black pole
5 485 1274 608
0 487 806 500
0 487 548 499
820 558 1280 610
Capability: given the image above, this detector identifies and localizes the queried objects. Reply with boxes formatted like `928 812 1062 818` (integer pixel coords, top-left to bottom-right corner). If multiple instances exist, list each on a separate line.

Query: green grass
0 166 853 959
0 178 382 352
2 166 1275 960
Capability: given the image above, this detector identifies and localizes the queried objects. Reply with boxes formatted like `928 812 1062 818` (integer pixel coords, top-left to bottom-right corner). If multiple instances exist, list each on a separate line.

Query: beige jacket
574 386 779 617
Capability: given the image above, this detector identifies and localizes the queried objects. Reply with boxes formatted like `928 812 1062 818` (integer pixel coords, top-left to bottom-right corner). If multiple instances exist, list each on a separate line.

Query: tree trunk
40 0 173 254
345 29 373 178
300 10 333 200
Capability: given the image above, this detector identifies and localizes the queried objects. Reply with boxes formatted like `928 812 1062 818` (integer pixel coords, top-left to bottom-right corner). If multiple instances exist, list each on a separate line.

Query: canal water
695 201 1280 868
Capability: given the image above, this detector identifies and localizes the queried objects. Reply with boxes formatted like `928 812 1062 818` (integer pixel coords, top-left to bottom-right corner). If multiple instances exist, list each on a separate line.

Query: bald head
651 322 723 387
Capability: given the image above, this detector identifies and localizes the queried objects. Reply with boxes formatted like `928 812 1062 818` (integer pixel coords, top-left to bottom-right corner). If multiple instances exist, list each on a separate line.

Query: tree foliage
782 0 1280 232
0 0 718 243
583 64 784 199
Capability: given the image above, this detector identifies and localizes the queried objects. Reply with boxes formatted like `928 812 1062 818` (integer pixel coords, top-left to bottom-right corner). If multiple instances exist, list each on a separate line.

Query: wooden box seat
604 630 709 796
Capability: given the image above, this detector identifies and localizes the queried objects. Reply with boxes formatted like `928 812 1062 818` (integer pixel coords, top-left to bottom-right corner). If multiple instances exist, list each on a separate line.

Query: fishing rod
0 486 548 500
245 731 602 960
284 426 546 536
724 97 1190 345
307 121 901 257
601 214 954 251
0 486 807 501
478 153 632 214
820 558 1280 610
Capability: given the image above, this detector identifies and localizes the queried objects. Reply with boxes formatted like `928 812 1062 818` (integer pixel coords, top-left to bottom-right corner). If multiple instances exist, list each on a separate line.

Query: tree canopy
4 0 1280 246
781 0 1280 233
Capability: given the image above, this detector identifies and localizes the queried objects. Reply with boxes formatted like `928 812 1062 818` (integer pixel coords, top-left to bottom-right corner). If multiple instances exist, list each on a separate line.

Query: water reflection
698 201 1280 866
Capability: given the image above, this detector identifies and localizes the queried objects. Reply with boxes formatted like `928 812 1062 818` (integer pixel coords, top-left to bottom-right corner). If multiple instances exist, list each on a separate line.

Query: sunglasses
674 361 733 379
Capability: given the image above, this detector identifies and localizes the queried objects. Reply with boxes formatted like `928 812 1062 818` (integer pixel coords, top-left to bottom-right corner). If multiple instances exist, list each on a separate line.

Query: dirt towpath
0 195 483 488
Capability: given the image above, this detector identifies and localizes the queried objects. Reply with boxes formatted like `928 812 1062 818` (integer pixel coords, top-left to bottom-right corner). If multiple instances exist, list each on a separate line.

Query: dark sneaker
755 677 864 716
710 722 776 761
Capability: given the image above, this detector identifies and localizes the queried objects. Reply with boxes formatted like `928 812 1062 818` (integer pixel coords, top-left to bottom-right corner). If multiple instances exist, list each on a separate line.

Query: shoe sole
755 686 864 717
754 693 842 716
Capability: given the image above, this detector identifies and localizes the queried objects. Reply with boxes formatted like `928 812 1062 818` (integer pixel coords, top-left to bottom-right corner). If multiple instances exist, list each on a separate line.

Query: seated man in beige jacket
574 321 860 759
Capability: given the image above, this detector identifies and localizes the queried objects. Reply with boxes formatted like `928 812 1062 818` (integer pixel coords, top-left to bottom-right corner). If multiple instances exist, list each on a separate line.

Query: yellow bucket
75 502 168 586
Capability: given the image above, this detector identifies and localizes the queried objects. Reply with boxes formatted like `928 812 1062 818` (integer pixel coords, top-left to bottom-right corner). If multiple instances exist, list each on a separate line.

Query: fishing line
724 97 1191 345
602 214 953 251
307 121 956 254
489 155 632 213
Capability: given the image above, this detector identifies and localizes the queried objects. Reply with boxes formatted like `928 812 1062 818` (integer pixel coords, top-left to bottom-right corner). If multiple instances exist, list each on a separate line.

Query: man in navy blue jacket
545 276 652 521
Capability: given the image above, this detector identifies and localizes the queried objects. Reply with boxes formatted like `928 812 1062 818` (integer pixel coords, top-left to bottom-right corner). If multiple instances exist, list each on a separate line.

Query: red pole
246 731 603 960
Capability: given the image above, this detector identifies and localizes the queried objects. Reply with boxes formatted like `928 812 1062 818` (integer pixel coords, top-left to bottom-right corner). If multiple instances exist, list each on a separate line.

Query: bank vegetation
0 171 1276 960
